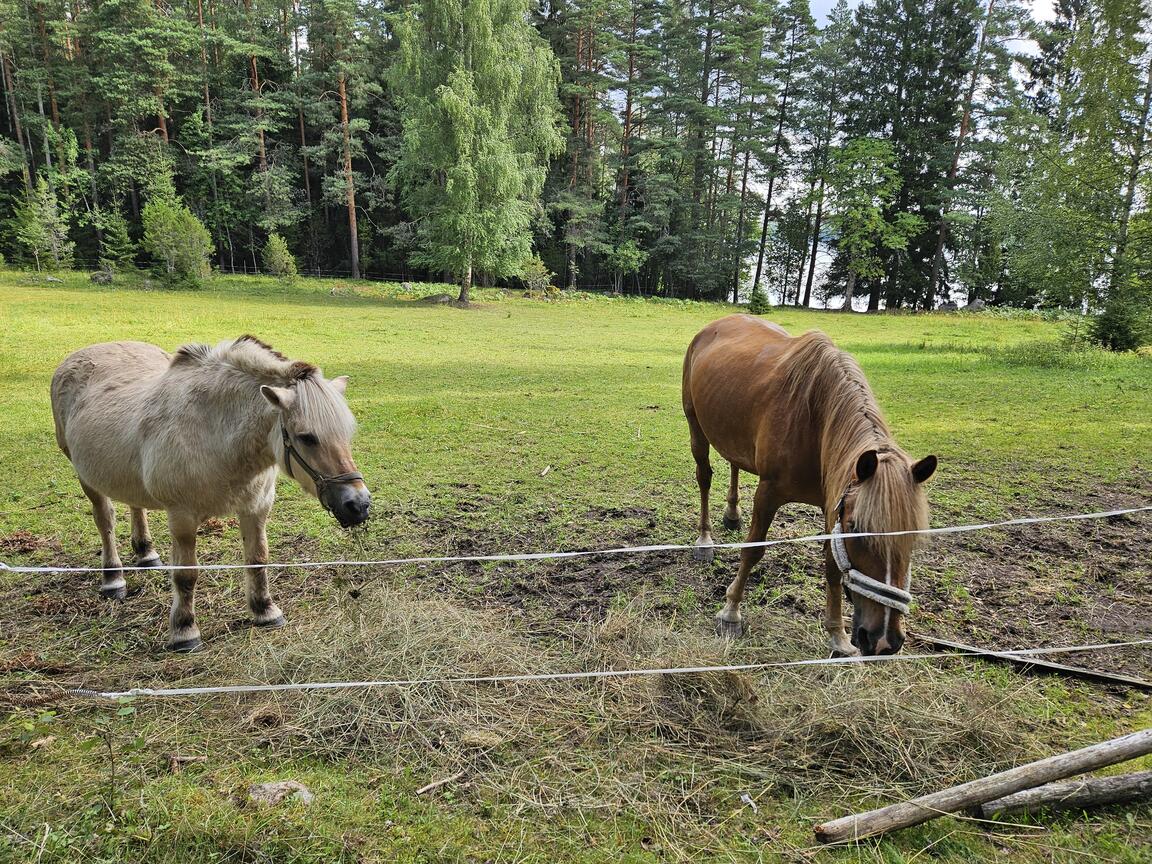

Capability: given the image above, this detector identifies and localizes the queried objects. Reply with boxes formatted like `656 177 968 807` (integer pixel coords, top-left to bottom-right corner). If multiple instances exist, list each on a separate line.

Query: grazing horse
51 335 371 652
682 315 936 656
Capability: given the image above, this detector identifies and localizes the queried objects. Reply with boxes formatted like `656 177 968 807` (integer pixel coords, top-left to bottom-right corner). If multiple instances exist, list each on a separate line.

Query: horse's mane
782 331 928 561
169 336 355 437
171 335 317 385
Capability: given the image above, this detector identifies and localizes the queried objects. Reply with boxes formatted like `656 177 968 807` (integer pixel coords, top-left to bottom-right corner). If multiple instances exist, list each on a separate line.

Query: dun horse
51 335 370 652
682 315 936 656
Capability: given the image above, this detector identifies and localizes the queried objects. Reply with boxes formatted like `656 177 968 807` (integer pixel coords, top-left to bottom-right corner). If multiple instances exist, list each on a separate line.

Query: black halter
279 421 364 506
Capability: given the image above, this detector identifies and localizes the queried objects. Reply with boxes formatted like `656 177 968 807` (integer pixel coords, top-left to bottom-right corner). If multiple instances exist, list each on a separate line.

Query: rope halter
279 421 365 510
831 495 913 615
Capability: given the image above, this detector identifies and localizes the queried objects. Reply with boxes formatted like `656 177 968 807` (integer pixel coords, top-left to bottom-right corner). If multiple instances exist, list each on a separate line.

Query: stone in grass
247 780 314 807
416 293 454 305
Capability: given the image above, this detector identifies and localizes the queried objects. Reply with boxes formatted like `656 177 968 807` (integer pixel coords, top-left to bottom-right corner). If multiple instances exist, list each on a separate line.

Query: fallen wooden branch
976 769 1152 819
814 727 1152 844
912 634 1152 692
415 770 466 796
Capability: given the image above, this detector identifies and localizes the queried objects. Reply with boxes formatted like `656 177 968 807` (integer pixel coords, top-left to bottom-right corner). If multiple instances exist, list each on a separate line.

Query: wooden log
912 634 1152 692
977 770 1152 819
814 728 1152 845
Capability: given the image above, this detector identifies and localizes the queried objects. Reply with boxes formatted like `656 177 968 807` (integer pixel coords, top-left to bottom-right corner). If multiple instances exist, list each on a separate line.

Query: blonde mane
782 331 928 562
170 335 355 439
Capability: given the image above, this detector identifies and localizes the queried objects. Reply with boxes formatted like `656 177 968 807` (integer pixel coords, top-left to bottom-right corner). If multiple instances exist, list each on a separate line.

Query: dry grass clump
184 587 1062 819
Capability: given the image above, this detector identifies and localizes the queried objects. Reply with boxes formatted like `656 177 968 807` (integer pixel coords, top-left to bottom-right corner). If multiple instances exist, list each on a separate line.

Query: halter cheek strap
280 422 364 508
831 494 913 615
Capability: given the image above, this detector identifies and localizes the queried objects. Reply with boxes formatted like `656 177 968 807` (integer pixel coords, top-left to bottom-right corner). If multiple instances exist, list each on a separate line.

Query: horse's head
836 449 937 656
261 372 371 528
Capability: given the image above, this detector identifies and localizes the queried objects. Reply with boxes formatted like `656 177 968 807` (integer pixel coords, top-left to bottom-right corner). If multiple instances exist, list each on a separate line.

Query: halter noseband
280 421 364 508
831 492 912 615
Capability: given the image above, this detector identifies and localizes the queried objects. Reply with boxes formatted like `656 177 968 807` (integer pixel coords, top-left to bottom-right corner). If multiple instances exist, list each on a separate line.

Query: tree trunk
928 0 996 302
841 270 857 311
83 123 103 253
459 261 472 304
338 70 360 280
752 26 798 296
794 176 817 304
803 173 826 308
2 52 31 191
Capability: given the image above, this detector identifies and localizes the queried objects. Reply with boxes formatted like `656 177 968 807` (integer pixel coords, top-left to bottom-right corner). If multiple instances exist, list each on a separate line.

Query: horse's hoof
168 636 204 653
830 645 860 659
253 614 287 629
693 543 715 564
722 514 743 530
136 555 164 568
99 585 127 601
714 616 744 639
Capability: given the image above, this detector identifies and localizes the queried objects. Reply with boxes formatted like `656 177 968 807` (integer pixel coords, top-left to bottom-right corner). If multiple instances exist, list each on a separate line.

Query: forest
0 0 1150 332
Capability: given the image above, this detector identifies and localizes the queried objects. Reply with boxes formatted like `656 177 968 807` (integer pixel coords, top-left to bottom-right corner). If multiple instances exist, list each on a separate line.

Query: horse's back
682 315 816 478
51 342 171 498
683 315 796 410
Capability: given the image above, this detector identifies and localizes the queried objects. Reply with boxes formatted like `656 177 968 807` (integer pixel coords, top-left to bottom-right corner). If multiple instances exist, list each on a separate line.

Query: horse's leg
80 481 125 600
687 412 715 562
722 463 742 530
167 511 202 652
238 510 285 628
823 544 859 657
715 479 778 639
129 508 163 567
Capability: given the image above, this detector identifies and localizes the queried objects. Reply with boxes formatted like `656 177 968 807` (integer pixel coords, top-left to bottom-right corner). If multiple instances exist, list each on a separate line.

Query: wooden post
814 728 1152 844
978 770 1152 819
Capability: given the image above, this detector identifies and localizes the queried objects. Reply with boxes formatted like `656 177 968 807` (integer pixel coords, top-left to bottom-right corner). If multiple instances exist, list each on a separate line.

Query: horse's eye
297 433 319 447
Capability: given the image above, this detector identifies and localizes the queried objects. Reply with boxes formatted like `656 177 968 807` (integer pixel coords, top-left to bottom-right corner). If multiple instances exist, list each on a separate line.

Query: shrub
263 233 298 281
520 256 555 293
141 198 212 287
1088 298 1151 352
747 285 770 315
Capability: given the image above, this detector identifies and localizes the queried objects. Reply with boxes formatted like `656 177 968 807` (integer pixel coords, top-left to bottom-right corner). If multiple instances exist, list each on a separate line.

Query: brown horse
51 336 371 652
682 315 936 656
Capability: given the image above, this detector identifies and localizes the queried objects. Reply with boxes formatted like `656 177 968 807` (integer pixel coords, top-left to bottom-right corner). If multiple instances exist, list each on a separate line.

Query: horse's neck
816 410 892 522
175 370 279 472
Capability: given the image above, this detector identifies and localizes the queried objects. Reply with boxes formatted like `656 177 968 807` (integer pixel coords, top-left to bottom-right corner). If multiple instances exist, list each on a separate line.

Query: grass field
1 269 1150 863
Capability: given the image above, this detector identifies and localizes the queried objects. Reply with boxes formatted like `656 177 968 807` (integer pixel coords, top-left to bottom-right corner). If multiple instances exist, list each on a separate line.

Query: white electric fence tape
2 503 1146 701
72 638 1152 700
2 505 1148 574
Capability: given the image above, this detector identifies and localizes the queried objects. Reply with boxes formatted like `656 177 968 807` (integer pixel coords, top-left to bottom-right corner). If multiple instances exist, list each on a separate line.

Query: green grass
1 269 1150 863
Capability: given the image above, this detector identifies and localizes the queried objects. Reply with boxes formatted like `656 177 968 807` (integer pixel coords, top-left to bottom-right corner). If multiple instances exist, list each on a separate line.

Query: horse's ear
260 385 296 410
330 375 349 395
854 450 879 482
912 454 938 484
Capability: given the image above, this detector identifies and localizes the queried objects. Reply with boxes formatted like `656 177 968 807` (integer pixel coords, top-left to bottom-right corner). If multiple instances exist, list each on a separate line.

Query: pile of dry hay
165 585 1070 820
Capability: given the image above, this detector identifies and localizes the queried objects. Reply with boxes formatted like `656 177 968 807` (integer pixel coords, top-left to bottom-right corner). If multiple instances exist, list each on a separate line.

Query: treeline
0 0 1150 325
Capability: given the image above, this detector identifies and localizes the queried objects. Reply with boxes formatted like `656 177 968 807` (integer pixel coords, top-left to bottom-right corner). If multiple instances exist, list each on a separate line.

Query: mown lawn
1 269 1150 863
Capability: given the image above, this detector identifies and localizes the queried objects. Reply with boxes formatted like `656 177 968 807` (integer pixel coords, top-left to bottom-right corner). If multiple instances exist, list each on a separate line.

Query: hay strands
912 634 1152 691
814 728 1152 844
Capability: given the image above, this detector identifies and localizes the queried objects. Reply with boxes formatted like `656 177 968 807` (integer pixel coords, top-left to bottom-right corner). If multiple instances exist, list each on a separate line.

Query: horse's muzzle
854 626 904 656
327 485 371 528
